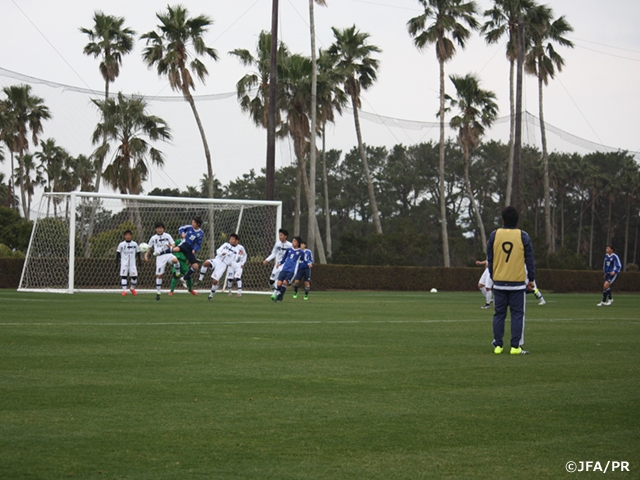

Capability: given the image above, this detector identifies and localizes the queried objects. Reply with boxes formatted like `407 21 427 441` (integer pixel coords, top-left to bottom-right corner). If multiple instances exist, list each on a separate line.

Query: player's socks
121 277 128 291
485 289 492 304
156 278 162 293
170 277 177 292
602 290 609 303
187 278 194 291
184 266 196 280
198 266 208 282
533 288 543 300
277 284 287 301
294 285 299 294
208 284 218 301
304 287 309 300
236 280 242 296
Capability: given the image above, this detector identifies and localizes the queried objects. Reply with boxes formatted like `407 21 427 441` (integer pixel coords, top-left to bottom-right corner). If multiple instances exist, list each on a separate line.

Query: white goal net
19 192 282 294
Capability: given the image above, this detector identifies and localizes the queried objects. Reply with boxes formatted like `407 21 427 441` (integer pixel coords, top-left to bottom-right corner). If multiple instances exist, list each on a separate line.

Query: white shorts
210 259 229 283
270 264 283 282
120 266 138 277
479 268 493 288
155 253 176 275
227 263 244 280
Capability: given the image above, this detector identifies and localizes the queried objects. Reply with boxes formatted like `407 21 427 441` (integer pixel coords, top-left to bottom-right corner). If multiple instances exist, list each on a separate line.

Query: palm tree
524 6 573 254
317 49 348 258
1 84 51 219
80 12 135 191
141 5 218 199
230 31 289 134
306 0 327 258
80 12 135 254
328 25 383 234
408 0 479 266
481 0 535 206
91 92 171 239
13 153 42 218
278 53 326 259
35 138 67 216
447 73 498 254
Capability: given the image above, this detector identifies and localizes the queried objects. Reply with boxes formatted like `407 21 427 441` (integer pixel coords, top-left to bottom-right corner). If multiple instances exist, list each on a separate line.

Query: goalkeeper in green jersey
169 239 198 296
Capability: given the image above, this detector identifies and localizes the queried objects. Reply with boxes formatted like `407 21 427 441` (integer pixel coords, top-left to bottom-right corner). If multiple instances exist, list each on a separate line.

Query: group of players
474 244 622 309
115 216 313 302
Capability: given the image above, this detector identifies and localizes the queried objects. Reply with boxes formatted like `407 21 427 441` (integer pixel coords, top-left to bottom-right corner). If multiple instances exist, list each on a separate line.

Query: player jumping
198 233 241 301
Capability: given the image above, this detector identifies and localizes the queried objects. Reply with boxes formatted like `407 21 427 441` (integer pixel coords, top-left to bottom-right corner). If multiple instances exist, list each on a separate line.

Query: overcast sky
1 0 639 200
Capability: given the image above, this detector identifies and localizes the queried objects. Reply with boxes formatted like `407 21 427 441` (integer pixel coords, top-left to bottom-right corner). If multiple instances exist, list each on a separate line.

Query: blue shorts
606 273 618 285
294 268 311 282
278 270 296 284
178 243 198 265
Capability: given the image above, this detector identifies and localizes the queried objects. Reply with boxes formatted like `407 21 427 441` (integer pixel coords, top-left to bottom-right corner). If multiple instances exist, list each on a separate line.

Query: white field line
0 318 638 327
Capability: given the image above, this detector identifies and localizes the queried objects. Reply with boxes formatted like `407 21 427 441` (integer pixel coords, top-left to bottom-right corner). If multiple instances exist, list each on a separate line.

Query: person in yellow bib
487 206 536 355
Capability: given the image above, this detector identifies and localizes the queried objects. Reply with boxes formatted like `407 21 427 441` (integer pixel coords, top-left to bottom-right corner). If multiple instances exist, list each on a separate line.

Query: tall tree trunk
606 197 613 245
623 201 630 270
184 90 216 257
633 221 638 265
299 144 327 264
18 153 28 219
321 124 332 259
294 159 301 236
266 0 279 201
589 196 595 268
9 151 15 210
85 79 110 258
560 194 565 248
576 198 583 255
307 0 318 256
505 59 515 206
438 58 450 266
463 145 487 254
351 95 382 234
538 72 552 254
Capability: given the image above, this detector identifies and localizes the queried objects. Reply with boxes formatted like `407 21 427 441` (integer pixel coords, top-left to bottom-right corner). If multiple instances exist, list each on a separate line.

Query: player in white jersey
198 233 240 300
475 260 493 309
263 228 293 294
227 242 247 297
116 230 140 296
144 221 180 301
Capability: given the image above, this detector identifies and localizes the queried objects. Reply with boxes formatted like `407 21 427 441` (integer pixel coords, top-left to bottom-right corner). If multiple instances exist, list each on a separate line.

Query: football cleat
270 293 276 302
130 289 137 296
156 293 160 301
481 303 491 309
237 293 242 298
510 347 529 355
168 291 174 296
605 299 613 305
190 290 198 296
538 298 546 305
304 294 308 300
121 291 127 296
292 293 298 299
228 291 233 297
596 302 606 307
208 294 213 301
494 345 503 354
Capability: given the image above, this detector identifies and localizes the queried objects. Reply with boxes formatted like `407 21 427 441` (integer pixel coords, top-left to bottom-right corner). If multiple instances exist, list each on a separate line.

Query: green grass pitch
0 290 638 479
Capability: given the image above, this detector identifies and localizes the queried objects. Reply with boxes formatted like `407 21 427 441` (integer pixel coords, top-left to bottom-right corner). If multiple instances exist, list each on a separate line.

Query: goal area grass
1 290 638 479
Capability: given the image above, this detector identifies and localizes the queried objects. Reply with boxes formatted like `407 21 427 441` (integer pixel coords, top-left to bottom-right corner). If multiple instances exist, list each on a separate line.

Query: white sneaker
605 299 613 305
538 298 546 305
596 302 606 307
228 291 232 297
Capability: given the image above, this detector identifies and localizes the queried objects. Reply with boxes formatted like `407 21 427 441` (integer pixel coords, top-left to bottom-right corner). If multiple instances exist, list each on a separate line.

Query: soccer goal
19 192 282 294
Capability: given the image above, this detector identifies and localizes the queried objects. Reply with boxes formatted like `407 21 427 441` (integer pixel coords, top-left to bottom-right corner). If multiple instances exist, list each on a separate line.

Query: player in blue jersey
172 216 204 281
293 240 313 300
597 244 621 306
272 236 303 302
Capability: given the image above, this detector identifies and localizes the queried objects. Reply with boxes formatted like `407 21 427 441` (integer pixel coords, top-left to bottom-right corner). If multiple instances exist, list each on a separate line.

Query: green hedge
1 258 639 293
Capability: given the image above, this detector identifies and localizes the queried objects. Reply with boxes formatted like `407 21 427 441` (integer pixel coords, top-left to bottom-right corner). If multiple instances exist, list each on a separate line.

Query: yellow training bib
492 228 525 283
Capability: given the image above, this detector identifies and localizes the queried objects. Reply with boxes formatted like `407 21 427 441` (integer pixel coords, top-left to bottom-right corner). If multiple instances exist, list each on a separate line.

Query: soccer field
1 290 638 479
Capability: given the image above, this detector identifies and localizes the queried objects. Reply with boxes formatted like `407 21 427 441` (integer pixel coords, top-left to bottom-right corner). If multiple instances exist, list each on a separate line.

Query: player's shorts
270 264 283 282
210 258 229 283
606 273 618 285
227 263 244 280
120 265 138 277
155 253 176 275
178 243 199 265
294 267 311 282
479 268 493 288
277 269 296 284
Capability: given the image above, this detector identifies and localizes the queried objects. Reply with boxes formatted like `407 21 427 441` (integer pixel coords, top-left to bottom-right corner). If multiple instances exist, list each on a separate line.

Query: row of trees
1 1 633 271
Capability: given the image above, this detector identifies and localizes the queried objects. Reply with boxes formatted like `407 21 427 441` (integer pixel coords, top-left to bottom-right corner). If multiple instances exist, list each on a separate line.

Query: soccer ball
139 242 149 253
430 288 438 293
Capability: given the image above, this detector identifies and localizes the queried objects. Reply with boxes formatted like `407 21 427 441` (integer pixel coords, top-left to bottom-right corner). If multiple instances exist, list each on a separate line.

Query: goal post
19 192 282 294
